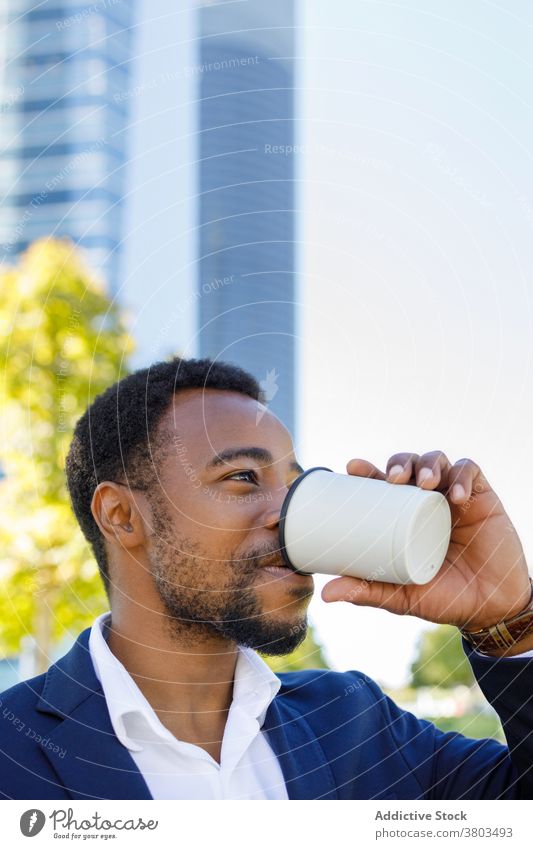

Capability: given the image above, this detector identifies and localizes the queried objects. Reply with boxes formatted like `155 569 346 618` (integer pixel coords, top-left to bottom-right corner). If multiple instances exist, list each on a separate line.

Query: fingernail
418 467 433 483
452 483 466 501
388 464 404 478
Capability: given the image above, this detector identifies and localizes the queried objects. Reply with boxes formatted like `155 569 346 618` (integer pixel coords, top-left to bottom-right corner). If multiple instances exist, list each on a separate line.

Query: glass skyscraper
0 0 134 292
0 0 297 432
197 0 296 434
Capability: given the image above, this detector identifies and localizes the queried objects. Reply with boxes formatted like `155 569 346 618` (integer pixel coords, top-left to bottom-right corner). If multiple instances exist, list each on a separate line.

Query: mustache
237 542 285 570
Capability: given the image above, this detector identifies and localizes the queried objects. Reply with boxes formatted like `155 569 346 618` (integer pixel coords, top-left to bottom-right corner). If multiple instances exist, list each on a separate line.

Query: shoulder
0 672 47 717
0 627 98 752
275 667 384 709
0 672 49 745
276 666 380 690
0 672 61 796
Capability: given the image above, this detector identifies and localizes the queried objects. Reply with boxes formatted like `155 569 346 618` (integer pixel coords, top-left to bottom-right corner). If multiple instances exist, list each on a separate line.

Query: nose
262 480 290 530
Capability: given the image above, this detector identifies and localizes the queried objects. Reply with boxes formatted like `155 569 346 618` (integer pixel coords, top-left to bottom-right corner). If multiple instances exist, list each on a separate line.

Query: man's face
143 388 314 654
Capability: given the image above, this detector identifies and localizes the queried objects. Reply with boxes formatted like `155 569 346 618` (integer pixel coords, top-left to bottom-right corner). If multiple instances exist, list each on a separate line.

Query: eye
225 470 258 484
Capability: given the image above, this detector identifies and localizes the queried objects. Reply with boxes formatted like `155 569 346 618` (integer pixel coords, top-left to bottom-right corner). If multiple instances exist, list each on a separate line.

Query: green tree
0 238 133 673
409 624 474 688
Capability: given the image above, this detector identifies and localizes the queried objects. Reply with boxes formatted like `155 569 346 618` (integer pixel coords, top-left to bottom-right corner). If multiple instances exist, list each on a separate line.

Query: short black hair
65 356 264 596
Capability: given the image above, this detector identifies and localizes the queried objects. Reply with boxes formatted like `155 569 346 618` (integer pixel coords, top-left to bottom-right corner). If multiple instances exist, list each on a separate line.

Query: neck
105 598 239 753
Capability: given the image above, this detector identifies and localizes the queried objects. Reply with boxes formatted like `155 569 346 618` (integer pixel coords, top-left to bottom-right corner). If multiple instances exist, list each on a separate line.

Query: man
1 356 533 800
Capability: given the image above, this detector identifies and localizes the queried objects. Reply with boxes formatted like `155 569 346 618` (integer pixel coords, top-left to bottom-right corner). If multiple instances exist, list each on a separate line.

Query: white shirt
88 612 289 800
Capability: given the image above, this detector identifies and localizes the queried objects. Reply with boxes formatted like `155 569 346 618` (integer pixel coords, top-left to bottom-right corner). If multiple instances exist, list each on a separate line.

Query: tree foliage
0 238 133 670
409 623 475 688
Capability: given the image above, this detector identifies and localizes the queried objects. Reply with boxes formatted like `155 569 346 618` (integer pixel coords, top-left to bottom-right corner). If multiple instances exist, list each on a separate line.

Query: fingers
446 457 483 503
321 575 413 616
389 451 451 490
385 451 483 504
386 452 420 483
346 458 387 481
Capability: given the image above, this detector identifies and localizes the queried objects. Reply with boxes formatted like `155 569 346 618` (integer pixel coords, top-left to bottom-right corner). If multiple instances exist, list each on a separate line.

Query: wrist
459 577 533 656
475 632 533 657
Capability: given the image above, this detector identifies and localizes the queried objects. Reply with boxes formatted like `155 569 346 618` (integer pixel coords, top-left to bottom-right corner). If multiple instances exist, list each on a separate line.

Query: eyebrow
205 446 304 476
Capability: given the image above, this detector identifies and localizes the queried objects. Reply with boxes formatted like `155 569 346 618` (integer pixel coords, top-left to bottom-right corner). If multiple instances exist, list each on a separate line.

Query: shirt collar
88 611 281 752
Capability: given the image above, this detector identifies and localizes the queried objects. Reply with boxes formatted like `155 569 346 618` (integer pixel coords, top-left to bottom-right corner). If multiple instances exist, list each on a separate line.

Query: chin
255 614 309 656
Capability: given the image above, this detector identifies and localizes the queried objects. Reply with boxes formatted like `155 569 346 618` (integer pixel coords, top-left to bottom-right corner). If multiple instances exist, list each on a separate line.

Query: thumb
321 575 409 614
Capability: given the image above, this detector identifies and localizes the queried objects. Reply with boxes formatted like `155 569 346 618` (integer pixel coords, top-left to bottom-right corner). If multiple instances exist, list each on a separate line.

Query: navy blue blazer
0 626 531 800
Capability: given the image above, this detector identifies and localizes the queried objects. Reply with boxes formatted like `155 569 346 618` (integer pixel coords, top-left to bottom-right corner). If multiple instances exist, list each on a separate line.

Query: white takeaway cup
279 467 452 585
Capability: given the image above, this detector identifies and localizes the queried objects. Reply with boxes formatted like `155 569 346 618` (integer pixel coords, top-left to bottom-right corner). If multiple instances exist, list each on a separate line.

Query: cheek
169 491 264 546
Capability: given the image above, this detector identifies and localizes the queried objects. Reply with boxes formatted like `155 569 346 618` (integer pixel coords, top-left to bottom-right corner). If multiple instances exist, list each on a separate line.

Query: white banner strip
2 799 532 848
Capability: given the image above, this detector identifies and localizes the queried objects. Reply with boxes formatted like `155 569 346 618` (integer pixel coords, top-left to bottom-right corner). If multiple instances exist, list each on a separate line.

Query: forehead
160 388 295 460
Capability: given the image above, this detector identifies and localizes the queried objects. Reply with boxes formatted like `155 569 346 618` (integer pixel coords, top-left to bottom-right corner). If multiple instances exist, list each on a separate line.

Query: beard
148 504 311 656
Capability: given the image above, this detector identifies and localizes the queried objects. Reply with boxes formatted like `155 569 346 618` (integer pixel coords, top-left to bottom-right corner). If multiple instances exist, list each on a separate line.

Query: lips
259 560 312 580
258 554 293 572
261 563 294 575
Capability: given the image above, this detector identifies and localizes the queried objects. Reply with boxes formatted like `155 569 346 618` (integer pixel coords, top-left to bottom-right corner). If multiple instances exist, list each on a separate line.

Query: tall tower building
0 0 135 292
197 0 297 434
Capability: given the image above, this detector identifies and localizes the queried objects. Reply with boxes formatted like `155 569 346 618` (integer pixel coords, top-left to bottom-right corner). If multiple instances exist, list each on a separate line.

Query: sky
297 0 533 686
122 0 533 687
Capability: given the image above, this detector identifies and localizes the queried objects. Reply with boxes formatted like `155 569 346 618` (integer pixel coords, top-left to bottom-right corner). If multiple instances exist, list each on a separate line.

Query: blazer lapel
263 694 338 800
36 628 151 800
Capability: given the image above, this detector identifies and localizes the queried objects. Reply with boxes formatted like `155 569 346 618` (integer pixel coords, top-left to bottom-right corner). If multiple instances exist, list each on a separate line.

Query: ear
91 482 146 551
